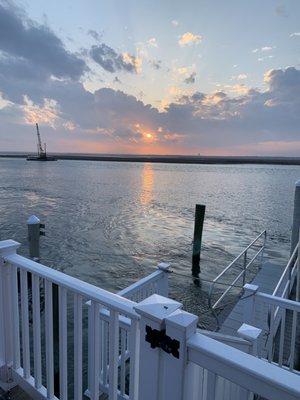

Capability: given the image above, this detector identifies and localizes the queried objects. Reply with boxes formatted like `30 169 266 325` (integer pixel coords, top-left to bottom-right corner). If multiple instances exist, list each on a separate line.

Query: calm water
1 158 300 327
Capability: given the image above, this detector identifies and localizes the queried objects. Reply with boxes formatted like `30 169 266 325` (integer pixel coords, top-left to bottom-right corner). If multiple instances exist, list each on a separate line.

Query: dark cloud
88 29 103 42
90 43 138 73
0 2 299 157
0 2 87 80
275 4 289 17
149 60 161 70
184 72 196 84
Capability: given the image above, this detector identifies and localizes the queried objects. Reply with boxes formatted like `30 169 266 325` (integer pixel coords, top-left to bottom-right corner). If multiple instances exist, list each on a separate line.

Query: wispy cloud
171 20 179 27
290 32 300 37
252 46 275 53
147 37 158 48
178 32 202 46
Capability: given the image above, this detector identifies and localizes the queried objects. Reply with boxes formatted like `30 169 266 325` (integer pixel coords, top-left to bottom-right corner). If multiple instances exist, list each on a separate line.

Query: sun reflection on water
140 163 154 205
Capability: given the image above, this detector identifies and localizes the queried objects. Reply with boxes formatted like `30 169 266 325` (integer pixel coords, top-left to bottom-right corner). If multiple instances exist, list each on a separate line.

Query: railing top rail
273 243 299 296
187 332 300 400
118 269 163 298
255 290 300 312
5 253 139 319
212 230 266 284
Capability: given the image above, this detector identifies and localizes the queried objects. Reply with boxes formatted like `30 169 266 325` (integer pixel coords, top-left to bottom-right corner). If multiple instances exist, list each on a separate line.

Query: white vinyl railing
118 262 170 301
86 262 169 398
185 332 300 400
243 239 300 372
0 240 140 400
1 239 299 400
208 231 266 321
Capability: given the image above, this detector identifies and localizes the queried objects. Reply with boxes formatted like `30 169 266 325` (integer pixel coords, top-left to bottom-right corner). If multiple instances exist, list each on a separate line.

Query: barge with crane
27 123 56 161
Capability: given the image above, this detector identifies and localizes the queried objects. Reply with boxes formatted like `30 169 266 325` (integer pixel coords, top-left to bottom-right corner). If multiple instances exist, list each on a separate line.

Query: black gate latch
145 325 180 359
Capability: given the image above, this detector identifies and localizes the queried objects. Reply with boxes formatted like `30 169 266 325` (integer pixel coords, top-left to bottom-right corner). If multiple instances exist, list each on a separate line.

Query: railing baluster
278 308 286 367
74 294 83 400
120 329 126 396
206 371 216 400
102 321 108 386
89 301 100 400
289 310 298 370
20 269 30 379
109 310 119 400
45 279 54 399
129 318 139 400
32 274 42 388
11 264 20 370
59 286 68 399
267 304 275 363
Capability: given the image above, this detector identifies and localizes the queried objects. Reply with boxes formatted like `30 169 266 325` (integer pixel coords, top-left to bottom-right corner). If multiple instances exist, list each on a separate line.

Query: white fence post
157 262 170 297
243 284 258 325
162 309 198 400
296 229 300 302
238 323 262 357
0 240 21 389
134 294 182 400
291 180 300 254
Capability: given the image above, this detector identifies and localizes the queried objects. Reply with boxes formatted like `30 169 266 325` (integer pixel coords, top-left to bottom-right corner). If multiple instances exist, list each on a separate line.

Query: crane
36 123 45 157
27 123 56 161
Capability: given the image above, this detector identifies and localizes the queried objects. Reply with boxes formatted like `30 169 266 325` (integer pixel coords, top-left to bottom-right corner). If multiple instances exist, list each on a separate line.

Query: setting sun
146 133 153 139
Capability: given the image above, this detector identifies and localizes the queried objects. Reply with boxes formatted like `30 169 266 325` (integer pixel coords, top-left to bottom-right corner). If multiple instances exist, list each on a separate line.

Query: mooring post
192 204 205 277
291 180 300 254
27 215 45 261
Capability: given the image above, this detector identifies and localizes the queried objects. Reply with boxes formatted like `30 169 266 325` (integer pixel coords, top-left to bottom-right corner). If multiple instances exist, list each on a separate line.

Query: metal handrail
272 243 298 296
208 230 267 313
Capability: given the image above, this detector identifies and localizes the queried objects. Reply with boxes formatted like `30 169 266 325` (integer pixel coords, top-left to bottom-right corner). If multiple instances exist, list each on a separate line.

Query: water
1 158 300 328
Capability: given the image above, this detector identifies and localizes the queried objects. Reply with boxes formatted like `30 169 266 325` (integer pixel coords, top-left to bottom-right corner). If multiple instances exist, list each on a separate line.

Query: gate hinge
145 325 180 359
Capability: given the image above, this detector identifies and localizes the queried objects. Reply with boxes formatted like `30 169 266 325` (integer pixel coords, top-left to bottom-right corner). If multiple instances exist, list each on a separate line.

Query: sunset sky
0 0 300 155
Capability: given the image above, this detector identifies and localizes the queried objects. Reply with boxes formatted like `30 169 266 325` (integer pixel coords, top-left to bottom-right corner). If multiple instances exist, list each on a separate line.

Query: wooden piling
192 204 205 277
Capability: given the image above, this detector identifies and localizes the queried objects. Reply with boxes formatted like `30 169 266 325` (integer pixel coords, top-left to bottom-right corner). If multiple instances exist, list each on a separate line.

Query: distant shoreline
1 153 300 165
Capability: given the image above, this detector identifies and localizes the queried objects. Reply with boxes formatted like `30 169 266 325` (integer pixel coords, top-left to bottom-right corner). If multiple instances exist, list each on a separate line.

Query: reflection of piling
291 181 300 254
192 204 205 278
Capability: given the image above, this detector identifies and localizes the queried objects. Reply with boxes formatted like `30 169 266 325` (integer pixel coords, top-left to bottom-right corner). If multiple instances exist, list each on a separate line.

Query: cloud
0 2 87 80
90 44 140 73
0 7 299 155
252 46 275 53
149 60 162 70
171 20 179 27
88 29 103 42
290 32 300 38
184 72 196 84
275 4 289 17
178 32 202 46
147 37 158 47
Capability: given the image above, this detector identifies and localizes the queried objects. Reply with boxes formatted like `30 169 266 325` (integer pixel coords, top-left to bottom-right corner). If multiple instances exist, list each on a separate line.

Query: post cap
27 215 40 225
157 262 171 271
165 309 198 332
238 323 262 341
0 240 21 256
134 294 182 323
243 283 259 293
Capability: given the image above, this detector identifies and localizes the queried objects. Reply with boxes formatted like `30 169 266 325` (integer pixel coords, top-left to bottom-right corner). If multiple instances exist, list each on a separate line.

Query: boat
27 123 57 161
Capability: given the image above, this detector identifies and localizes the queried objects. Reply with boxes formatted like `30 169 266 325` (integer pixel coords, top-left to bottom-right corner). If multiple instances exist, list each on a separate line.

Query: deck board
219 261 285 348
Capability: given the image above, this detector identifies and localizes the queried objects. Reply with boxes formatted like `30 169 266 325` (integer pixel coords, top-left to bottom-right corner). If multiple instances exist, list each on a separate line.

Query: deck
219 261 285 356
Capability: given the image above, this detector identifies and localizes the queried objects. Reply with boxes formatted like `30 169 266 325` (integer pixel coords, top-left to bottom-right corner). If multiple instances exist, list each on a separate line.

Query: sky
0 0 300 156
